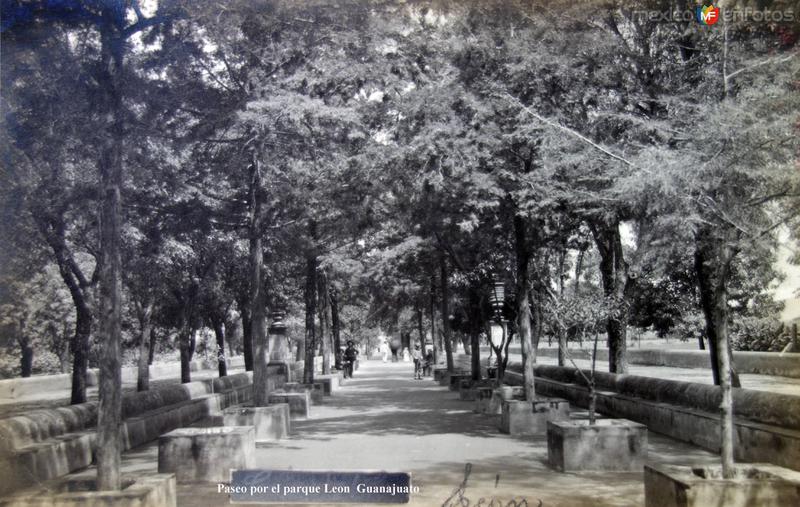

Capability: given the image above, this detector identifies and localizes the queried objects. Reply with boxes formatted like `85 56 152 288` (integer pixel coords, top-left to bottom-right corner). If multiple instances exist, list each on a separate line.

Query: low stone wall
0 356 247 399
0 372 253 497
535 348 800 378
503 365 800 472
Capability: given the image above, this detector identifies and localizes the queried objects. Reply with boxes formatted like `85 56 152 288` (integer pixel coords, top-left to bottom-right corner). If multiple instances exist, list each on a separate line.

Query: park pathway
161 359 719 507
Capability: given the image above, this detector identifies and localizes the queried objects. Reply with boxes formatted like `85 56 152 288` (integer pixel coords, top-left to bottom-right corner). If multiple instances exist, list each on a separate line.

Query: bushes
731 316 789 352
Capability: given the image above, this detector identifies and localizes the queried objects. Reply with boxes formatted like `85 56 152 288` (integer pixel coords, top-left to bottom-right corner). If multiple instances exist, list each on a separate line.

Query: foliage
730 315 790 352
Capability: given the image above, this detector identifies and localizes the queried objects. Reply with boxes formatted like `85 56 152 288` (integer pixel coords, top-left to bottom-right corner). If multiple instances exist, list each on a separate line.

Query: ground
68 359 722 507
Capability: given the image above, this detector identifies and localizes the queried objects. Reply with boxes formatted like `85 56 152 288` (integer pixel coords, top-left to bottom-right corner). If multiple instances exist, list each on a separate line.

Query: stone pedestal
547 419 647 472
282 382 324 403
487 386 524 415
499 398 570 436
448 373 472 391
473 386 497 413
221 404 290 441
644 463 800 507
313 376 336 395
316 373 342 392
0 474 176 507
268 391 311 418
158 426 255 483
266 362 292 386
459 379 494 401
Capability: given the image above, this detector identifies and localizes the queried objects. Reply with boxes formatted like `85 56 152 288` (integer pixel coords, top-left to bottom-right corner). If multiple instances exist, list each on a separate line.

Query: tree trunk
179 325 193 384
416 304 426 350
590 220 629 374
557 329 567 367
249 154 269 407
211 316 227 377
514 215 536 402
696 235 723 385
240 305 253 371
713 240 737 478
574 247 585 296
331 288 342 370
136 303 152 392
144 328 154 365
318 271 331 375
695 229 739 477
439 251 454 372
304 224 318 384
95 26 125 490
19 332 33 378
429 276 438 365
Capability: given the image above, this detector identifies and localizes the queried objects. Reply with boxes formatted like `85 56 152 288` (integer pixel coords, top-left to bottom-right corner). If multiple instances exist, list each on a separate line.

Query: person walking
343 341 359 379
380 340 389 363
411 343 423 380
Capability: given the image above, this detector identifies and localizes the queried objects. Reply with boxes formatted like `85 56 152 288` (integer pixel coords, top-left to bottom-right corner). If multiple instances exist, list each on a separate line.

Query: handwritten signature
441 463 543 507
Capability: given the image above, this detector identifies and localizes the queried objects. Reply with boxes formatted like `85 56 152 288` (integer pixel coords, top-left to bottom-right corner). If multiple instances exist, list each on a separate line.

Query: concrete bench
0 373 254 497
502 365 800 472
195 403 290 442
268 392 310 418
433 368 448 382
158 426 255 483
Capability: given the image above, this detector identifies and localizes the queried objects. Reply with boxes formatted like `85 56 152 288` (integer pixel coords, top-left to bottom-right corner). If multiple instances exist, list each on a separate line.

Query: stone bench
499 397 570 436
502 365 800 472
433 368 449 382
0 373 254 497
158 426 255 483
268 392 311 418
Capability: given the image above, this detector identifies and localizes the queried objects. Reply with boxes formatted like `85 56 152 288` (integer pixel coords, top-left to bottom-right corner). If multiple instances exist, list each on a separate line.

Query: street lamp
487 278 506 381
488 280 505 322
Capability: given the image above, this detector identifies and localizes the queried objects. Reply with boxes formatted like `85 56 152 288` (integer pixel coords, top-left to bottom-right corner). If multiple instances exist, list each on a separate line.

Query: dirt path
172 359 718 507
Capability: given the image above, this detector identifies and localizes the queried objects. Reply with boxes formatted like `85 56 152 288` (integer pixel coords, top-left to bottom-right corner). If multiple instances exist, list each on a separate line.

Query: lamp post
488 278 506 383
267 306 291 382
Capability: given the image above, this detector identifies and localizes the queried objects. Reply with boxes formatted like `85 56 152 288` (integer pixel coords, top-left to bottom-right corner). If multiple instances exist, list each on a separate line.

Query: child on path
411 344 423 380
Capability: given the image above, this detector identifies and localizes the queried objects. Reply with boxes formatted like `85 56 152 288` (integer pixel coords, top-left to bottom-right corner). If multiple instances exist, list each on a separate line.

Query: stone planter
220 404 290 441
547 418 647 472
268 391 311 418
473 386 497 413
316 373 341 392
459 379 495 401
448 373 472 391
282 382 324 403
644 463 800 507
487 386 524 415
0 474 176 507
500 398 570 436
158 426 255 483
